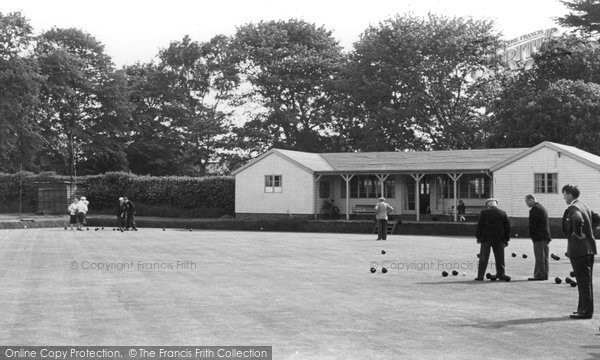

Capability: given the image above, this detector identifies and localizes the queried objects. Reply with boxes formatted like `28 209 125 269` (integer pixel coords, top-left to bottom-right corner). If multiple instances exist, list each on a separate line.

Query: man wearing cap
374 197 394 241
475 198 511 281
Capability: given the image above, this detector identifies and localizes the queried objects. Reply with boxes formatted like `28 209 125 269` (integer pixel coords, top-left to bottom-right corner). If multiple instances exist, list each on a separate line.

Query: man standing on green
525 194 551 281
375 197 393 241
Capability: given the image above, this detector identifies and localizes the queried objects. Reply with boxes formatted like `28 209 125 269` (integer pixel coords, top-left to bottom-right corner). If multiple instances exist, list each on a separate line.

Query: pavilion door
405 176 430 214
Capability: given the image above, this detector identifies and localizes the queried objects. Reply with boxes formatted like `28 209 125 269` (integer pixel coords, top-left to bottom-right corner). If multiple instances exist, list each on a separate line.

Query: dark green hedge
0 172 234 217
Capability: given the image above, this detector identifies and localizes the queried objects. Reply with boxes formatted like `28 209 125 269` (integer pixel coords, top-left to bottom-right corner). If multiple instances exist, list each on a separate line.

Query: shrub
0 172 234 217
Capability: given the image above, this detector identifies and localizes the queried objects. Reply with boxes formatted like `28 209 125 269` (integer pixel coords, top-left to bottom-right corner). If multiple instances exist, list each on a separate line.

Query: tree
0 12 44 172
527 34 600 85
489 79 600 153
557 0 600 36
35 28 132 175
126 35 239 176
232 19 346 153
336 13 504 151
488 34 600 152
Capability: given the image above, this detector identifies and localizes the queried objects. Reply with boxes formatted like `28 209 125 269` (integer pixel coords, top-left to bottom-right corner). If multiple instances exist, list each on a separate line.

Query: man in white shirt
76 196 89 231
375 197 394 241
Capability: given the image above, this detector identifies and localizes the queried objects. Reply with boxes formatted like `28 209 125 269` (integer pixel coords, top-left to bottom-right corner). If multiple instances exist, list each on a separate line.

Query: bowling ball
486 273 491 279
442 271 449 277
381 250 386 255
381 267 388 274
570 271 575 278
511 253 517 257
370 267 376 273
522 254 528 259
555 277 562 284
452 270 459 276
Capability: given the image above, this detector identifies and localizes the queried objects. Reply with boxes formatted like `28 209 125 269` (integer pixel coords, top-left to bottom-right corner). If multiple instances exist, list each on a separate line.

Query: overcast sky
1 0 569 67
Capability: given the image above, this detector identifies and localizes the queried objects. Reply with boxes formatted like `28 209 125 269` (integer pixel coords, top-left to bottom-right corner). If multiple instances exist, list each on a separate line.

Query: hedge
0 172 234 217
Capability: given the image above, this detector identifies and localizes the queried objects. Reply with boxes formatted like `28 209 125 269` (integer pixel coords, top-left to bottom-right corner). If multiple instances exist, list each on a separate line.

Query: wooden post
375 174 390 198
410 173 425 222
314 175 322 220
447 173 463 222
340 174 354 220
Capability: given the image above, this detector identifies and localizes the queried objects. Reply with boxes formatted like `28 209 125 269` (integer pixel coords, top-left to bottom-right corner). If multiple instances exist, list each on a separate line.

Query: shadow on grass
460 316 571 329
579 344 600 360
415 279 532 285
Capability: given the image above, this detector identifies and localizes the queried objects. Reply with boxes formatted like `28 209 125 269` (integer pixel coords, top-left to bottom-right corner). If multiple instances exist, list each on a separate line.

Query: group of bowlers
118 197 137 231
475 184 599 323
67 196 89 231
375 184 600 323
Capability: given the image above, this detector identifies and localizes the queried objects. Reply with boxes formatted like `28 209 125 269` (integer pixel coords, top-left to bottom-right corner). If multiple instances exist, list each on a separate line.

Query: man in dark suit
525 194 551 281
475 198 511 281
562 184 598 319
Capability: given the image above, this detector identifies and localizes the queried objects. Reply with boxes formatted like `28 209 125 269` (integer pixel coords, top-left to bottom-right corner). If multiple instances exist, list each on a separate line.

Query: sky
1 0 570 67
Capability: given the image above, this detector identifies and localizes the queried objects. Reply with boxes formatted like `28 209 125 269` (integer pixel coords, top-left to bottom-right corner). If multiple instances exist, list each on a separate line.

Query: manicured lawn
0 228 599 359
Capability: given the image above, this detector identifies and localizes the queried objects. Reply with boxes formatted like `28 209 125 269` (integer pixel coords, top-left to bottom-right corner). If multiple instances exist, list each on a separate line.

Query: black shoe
474 277 484 281
570 312 593 319
528 277 544 281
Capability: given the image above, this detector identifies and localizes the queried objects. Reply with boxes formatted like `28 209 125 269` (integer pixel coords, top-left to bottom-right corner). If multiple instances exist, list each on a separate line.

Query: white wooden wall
494 147 600 218
235 152 315 215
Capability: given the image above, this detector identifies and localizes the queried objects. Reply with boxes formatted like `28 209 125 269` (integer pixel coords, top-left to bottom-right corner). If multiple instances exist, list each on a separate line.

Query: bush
0 172 234 217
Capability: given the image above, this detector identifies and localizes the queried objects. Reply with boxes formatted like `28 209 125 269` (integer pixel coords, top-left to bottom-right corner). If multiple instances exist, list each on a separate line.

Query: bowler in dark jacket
562 184 599 319
475 198 511 281
525 194 551 280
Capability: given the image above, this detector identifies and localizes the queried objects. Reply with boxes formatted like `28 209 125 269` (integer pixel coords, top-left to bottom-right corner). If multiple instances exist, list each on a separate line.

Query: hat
485 198 498 205
378 197 385 201
118 197 124 201
80 196 86 201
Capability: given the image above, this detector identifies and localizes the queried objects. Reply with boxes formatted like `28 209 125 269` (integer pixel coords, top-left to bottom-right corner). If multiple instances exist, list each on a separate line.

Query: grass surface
0 228 599 359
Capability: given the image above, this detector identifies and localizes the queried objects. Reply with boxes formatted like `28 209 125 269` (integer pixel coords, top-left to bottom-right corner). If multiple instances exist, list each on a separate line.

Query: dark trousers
532 240 549 280
377 219 388 240
570 254 594 314
126 213 137 230
477 242 506 278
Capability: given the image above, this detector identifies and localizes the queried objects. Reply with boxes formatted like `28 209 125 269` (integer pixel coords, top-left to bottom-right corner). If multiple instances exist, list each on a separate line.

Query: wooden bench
448 205 487 222
352 204 375 215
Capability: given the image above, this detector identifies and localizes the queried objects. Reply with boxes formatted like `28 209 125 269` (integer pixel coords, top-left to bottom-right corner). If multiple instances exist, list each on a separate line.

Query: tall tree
337 13 504 151
35 28 131 175
0 12 44 172
232 19 345 153
489 34 600 152
557 0 600 36
489 79 600 153
126 35 239 176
